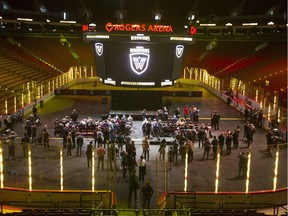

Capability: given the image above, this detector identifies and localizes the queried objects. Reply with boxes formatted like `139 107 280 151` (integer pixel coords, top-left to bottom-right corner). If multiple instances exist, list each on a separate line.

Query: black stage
107 110 157 120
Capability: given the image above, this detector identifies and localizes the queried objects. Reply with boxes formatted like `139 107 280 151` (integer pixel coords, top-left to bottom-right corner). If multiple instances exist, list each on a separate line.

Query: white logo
129 46 150 75
95 43 103 56
176 45 184 58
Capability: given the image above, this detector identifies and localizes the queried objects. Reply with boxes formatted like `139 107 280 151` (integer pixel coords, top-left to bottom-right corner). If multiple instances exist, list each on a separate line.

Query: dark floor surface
0 85 287 209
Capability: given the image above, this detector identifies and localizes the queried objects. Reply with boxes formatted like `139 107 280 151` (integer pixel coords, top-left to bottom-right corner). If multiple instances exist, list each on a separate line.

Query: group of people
1 99 275 210
54 112 133 137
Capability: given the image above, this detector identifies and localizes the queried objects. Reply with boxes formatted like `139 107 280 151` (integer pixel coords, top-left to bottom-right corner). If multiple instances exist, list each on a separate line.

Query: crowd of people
0 101 285 209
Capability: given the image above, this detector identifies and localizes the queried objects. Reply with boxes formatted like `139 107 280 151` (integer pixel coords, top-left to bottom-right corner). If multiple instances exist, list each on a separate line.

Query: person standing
163 107 169 120
141 180 153 209
108 142 117 171
62 125 69 149
225 131 233 155
42 126 50 149
138 155 146 182
247 123 256 147
97 144 106 170
31 124 37 145
66 132 73 156
86 141 93 168
75 133 84 157
202 138 211 160
70 125 76 148
183 105 189 119
233 129 239 149
128 169 139 208
142 136 150 161
218 132 225 155
171 139 179 165
158 139 166 160
197 127 206 148
214 111 221 130
145 118 152 139
7 130 17 159
96 128 104 148
21 133 30 158
70 109 78 123
186 139 194 163
238 152 247 178
211 136 219 160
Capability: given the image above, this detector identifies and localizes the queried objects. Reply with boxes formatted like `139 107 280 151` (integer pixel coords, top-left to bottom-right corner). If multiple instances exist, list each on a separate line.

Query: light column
0 141 3 189
28 144 32 191
215 149 221 194
92 147 95 192
273 145 280 191
60 146 63 191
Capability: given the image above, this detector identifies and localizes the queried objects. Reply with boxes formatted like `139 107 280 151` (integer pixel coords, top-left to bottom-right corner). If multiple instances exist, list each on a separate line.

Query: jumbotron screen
93 41 185 87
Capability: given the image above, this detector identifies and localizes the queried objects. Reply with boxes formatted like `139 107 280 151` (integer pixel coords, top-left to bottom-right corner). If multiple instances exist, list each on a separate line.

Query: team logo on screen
176 45 184 58
129 46 150 75
95 43 103 56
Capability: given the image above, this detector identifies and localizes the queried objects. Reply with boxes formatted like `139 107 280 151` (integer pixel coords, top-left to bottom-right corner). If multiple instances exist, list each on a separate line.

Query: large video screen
93 41 185 86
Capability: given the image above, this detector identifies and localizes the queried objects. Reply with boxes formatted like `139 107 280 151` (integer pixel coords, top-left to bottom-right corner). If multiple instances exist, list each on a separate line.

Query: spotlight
154 11 162 21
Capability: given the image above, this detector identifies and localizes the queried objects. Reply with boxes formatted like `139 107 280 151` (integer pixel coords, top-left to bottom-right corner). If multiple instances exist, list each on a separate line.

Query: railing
0 201 284 216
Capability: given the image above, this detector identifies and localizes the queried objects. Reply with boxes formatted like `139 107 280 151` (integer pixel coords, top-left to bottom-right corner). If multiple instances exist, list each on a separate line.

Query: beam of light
184 148 188 192
21 93 24 107
28 144 32 191
14 96 16 112
215 150 220 194
277 109 281 124
5 100 7 114
273 145 279 191
245 150 251 194
0 142 3 189
268 104 271 121
255 89 258 102
92 146 95 192
60 146 63 191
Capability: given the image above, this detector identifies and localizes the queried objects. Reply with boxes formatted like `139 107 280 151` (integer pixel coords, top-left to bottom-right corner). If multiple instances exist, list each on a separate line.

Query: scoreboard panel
85 33 194 87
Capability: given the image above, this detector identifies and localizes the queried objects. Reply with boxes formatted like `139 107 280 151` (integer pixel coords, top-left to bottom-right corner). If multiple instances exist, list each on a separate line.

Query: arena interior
0 0 287 215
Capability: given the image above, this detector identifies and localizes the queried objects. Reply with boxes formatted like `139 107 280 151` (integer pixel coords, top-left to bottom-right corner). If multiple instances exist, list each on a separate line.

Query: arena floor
0 85 287 209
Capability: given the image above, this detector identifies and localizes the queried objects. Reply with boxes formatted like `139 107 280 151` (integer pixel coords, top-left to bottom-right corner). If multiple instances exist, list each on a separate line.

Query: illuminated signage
170 37 193 42
175 45 184 58
95 43 103 56
190 26 197 35
105 22 173 33
120 81 155 86
104 79 116 85
131 35 150 41
86 35 110 39
161 80 173 86
129 46 150 75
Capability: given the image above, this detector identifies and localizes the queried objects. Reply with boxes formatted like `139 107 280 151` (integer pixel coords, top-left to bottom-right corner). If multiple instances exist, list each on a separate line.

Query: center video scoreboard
83 24 195 87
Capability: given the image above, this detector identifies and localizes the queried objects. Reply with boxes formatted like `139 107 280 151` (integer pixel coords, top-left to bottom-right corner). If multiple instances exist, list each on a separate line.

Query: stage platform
105 110 157 120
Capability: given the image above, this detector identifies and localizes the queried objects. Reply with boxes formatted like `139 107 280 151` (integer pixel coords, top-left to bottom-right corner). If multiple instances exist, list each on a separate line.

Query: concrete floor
0 86 287 209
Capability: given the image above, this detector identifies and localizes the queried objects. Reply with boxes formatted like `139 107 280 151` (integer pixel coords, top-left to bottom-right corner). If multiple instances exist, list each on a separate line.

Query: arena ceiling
1 0 287 27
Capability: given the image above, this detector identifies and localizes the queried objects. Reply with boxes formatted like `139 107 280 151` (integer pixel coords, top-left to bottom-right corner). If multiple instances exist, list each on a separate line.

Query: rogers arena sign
105 22 173 33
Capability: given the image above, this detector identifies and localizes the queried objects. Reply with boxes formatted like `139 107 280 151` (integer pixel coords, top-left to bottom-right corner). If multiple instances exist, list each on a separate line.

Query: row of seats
17 37 85 72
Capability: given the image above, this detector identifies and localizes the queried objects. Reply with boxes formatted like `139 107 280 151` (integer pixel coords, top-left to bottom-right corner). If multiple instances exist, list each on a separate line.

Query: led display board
87 32 194 87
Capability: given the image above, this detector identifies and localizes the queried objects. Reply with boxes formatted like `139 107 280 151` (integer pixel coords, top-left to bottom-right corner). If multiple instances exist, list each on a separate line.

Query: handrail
221 202 277 215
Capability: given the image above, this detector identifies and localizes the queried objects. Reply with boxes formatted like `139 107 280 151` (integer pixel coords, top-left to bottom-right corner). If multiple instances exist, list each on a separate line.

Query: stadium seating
16 37 82 72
